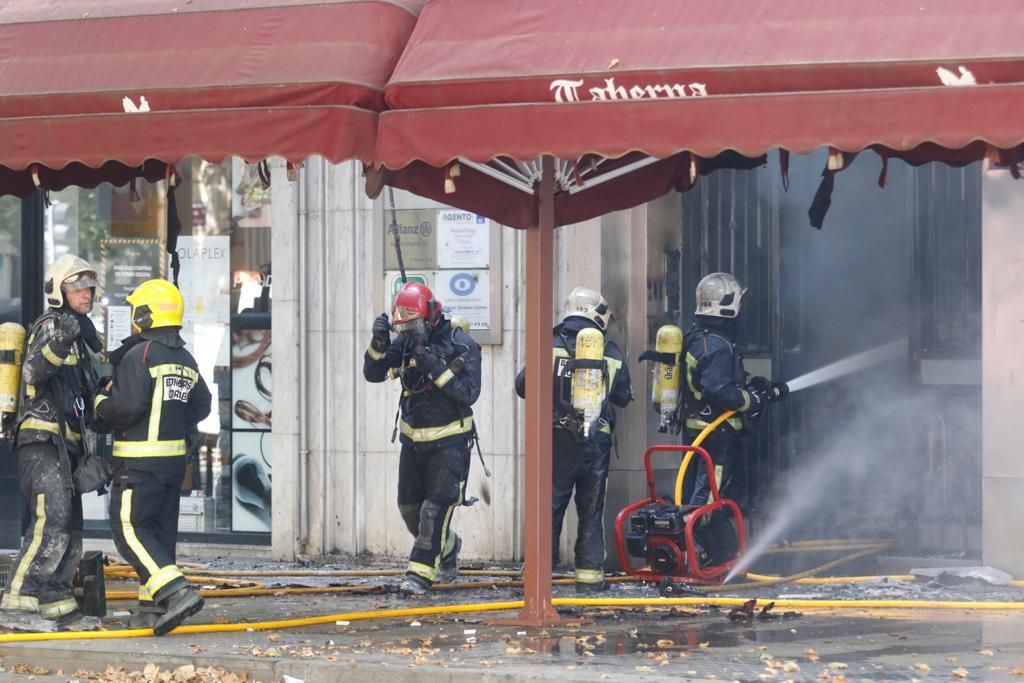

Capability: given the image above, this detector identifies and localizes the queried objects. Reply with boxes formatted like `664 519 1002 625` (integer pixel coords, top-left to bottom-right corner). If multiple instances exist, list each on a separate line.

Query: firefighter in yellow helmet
514 287 633 593
1 255 103 629
94 279 211 635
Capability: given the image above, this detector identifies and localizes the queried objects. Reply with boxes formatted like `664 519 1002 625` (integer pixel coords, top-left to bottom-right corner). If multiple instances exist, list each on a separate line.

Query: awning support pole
518 154 559 625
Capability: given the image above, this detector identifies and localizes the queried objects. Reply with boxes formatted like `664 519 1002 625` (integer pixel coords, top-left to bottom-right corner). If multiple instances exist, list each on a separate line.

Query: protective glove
53 313 81 346
748 375 772 393
411 345 441 375
370 313 391 353
748 388 767 413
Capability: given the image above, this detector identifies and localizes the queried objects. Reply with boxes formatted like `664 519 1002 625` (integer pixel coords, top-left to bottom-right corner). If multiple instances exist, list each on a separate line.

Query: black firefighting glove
371 313 391 353
410 345 441 375
748 375 772 393
54 313 81 346
747 388 768 420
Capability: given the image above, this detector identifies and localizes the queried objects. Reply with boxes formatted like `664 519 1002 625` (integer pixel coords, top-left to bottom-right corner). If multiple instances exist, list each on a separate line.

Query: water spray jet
723 338 909 583
784 339 907 394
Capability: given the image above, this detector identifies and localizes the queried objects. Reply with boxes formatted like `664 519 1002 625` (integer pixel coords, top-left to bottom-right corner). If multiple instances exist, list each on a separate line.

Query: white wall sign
105 305 133 352
436 270 490 330
175 235 231 367
437 210 489 269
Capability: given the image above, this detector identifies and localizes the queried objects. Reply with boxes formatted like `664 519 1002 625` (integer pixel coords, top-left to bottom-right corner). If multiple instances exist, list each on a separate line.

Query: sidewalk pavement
1 560 1024 682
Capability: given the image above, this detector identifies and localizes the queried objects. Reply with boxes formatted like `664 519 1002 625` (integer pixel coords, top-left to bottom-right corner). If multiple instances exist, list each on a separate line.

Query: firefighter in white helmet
515 286 633 593
0 255 103 629
681 273 787 508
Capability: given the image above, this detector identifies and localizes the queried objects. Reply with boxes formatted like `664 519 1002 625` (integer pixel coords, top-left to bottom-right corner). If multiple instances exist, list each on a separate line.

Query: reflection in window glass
0 198 20 322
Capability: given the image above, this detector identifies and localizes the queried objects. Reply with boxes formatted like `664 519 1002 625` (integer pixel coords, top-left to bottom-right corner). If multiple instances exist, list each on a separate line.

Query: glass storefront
45 159 272 541
0 198 20 322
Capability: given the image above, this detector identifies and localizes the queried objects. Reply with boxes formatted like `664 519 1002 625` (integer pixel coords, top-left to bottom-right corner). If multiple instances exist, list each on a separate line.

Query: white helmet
44 254 98 308
563 286 611 330
695 272 746 318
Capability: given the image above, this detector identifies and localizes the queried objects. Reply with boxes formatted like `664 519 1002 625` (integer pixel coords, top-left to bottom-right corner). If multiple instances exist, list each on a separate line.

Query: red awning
376 0 1024 227
0 0 422 195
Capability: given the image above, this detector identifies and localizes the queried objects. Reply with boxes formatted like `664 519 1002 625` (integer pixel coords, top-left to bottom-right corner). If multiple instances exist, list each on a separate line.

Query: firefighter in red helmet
363 282 482 594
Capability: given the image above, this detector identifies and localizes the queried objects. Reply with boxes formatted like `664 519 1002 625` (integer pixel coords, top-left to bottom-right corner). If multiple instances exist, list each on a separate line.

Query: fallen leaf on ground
913 662 931 673
827 662 848 670
656 639 674 648
952 667 970 678
980 649 995 656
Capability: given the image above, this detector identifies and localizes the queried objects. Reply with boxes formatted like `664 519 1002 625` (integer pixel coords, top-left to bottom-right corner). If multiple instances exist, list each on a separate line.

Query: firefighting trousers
397 441 469 583
1 442 82 619
109 465 189 604
551 428 610 584
683 428 744 508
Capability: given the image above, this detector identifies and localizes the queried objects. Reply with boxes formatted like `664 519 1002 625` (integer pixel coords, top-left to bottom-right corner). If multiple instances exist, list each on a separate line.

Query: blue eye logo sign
449 273 477 296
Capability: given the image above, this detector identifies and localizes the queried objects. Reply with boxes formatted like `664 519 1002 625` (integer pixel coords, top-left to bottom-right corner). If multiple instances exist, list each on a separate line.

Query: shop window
0 198 20 322
45 158 272 540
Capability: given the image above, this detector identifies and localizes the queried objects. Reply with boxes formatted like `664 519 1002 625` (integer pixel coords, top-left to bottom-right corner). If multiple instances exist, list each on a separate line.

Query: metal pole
518 155 559 625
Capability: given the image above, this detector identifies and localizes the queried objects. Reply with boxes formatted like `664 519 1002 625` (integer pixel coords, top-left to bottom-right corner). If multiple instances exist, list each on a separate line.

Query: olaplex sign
550 77 708 103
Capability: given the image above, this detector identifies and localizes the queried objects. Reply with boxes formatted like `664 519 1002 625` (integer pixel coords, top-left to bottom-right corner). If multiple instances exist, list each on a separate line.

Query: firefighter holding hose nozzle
642 273 787 509
515 287 633 593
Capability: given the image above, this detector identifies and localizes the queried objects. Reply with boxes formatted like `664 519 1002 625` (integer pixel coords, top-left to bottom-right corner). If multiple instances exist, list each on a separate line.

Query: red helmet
391 281 443 332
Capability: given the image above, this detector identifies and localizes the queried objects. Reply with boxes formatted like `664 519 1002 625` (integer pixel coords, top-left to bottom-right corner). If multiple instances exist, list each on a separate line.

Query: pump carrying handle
643 445 714 501
673 409 737 506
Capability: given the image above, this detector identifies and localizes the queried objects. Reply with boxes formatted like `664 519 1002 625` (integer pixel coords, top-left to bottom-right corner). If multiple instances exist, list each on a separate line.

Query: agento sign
550 77 708 103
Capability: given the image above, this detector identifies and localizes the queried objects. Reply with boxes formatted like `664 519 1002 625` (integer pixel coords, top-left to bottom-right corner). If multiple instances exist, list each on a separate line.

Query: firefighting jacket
514 317 633 445
94 328 212 475
363 317 481 449
17 310 100 454
682 317 756 433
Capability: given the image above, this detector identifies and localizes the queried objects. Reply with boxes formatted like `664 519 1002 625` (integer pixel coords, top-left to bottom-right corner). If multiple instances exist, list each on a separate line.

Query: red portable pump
614 445 747 584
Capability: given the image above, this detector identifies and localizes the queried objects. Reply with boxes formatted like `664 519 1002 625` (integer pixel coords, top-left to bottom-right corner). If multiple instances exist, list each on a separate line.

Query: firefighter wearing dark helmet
94 279 211 635
1 255 103 629
363 282 482 595
514 287 633 593
682 273 786 508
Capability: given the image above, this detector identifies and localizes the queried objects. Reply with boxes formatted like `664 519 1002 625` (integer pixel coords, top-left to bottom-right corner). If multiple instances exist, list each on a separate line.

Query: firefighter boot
399 573 432 596
55 609 102 632
438 533 462 584
153 586 204 636
129 601 166 629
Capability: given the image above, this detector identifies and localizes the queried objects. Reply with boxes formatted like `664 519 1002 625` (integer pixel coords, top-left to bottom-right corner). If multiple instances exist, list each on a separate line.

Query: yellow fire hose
674 410 736 506
24 408 1011 644
5 594 1024 644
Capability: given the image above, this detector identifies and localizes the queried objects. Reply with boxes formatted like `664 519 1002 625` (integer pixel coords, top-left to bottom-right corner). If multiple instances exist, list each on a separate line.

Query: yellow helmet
125 279 184 332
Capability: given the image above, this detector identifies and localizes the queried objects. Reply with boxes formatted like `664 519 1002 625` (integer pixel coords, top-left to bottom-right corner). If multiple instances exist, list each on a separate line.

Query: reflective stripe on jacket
683 321 753 431
363 318 482 447
16 311 94 452
95 329 212 474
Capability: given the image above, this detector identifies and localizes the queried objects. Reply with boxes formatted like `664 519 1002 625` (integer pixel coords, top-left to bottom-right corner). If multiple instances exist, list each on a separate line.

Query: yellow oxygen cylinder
651 325 683 433
571 327 606 439
0 322 26 434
